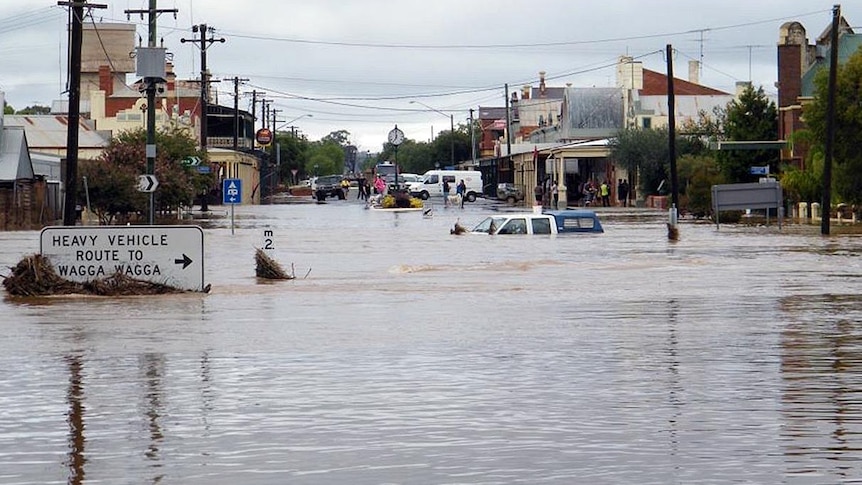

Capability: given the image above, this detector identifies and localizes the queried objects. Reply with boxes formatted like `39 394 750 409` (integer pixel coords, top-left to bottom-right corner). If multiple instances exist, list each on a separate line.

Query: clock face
388 127 404 146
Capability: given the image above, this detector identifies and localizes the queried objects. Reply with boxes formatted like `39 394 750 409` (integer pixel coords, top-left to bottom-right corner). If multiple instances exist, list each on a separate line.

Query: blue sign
223 178 242 204
749 166 769 175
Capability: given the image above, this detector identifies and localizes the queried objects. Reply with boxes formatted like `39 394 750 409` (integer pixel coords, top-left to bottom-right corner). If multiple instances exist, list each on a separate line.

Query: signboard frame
39 225 206 291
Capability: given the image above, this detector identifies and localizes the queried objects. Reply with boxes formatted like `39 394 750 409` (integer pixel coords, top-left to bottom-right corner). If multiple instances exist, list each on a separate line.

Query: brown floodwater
1 199 862 484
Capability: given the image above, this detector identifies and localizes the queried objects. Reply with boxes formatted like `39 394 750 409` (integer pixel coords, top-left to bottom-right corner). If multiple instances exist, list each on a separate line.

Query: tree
715 85 778 183
79 127 210 223
3 102 12 115
274 132 310 184
306 140 344 176
15 105 51 115
804 46 862 207
609 127 670 198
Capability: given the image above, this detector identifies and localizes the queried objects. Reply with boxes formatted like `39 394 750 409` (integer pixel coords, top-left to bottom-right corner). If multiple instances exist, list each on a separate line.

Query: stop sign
255 128 273 146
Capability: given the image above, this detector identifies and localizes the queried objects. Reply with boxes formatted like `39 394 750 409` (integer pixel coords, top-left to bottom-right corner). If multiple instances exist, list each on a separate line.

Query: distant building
777 17 860 169
0 92 57 229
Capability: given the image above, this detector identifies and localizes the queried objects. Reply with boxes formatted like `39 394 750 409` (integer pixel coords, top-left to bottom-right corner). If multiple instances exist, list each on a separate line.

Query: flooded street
2 200 862 484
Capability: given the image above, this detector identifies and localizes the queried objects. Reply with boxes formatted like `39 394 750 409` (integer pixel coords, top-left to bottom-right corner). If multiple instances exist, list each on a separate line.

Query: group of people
352 175 388 201
532 178 631 208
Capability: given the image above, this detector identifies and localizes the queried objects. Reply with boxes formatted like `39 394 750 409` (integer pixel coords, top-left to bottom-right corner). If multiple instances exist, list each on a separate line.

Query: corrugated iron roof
4 115 109 149
0 127 35 181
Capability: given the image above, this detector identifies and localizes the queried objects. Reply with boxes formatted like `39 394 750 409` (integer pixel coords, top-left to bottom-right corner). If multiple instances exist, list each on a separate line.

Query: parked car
495 183 524 204
385 173 422 192
312 175 345 201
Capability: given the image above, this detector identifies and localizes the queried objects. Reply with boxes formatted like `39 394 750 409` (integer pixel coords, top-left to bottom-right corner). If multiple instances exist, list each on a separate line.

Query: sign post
223 178 242 235
40 225 205 291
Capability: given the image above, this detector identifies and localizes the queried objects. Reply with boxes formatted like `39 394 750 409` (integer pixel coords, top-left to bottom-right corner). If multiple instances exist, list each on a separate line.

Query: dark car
496 183 524 204
312 175 345 201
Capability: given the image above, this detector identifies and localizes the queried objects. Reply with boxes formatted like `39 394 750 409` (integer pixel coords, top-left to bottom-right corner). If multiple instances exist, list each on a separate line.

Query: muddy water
1 201 862 484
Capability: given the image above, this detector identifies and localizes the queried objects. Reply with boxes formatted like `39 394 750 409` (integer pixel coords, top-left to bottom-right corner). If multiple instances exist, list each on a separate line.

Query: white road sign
40 225 205 291
138 174 159 192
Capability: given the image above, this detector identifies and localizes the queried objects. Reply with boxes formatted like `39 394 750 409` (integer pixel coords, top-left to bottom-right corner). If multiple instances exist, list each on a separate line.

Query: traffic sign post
39 225 206 291
223 178 242 235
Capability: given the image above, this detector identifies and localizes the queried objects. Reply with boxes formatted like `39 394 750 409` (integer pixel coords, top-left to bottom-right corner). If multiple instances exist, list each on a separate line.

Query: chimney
98 65 113 96
539 71 547 97
522 85 530 100
688 60 700 85
166 61 175 92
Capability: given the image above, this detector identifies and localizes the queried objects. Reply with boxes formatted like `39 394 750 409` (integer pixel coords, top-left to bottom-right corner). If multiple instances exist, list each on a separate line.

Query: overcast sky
1 1 859 152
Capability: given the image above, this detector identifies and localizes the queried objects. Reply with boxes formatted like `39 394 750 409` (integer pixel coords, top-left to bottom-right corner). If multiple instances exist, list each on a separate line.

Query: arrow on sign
226 180 239 202
174 254 192 269
138 175 159 192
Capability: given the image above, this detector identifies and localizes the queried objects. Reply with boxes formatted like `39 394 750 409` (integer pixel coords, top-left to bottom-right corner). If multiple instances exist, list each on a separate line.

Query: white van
408 170 483 202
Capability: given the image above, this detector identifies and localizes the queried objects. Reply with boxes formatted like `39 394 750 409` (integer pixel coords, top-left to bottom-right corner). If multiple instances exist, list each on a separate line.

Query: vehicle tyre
506 196 516 205
315 189 327 201
466 192 477 202
420 191 430 200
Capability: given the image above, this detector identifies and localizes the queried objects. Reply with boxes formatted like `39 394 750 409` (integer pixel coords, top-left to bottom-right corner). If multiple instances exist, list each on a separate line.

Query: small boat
469 209 604 235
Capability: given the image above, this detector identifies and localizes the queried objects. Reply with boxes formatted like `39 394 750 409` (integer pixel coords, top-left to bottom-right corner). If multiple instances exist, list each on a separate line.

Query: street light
275 114 313 133
410 100 454 166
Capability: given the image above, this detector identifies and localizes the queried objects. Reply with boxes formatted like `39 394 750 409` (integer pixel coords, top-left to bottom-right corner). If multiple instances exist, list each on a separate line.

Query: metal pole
145 0 157 225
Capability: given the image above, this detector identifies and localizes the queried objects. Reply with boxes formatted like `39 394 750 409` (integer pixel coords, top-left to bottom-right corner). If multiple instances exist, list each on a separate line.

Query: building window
642 117 652 129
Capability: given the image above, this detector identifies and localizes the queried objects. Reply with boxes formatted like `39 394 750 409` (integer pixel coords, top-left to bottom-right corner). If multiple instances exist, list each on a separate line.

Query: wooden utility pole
666 44 679 211
181 24 224 148
59 1 106 226
822 5 840 236
232 76 248 150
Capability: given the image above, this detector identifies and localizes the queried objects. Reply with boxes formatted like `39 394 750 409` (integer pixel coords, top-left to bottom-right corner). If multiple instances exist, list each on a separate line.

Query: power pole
181 24 224 148
126 0 177 225
822 4 840 236
232 76 248 150
667 44 680 241
469 108 476 165
58 1 106 226
250 90 265 133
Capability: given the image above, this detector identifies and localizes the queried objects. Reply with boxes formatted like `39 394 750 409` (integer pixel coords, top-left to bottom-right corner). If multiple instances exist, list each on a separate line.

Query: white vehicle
408 170 483 202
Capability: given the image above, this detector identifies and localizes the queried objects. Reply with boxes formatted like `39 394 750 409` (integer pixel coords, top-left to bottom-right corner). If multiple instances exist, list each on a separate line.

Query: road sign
138 174 159 192
749 166 769 175
40 226 206 291
223 178 242 204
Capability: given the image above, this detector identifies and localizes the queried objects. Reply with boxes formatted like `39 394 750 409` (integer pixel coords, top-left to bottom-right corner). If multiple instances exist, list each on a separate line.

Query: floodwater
2 199 862 484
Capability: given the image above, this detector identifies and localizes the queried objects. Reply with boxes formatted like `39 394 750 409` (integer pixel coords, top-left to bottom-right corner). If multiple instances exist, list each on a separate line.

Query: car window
498 218 527 234
442 175 456 184
426 175 438 184
531 218 552 234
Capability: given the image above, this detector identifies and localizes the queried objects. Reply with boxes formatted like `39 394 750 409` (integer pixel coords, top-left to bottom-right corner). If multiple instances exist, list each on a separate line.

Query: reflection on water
65 354 85 485
2 203 862 483
780 294 862 482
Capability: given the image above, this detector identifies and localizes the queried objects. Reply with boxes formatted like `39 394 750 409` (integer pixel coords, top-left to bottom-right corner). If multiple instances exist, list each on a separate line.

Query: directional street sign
749 166 769 175
223 178 242 204
40 225 206 291
138 174 159 192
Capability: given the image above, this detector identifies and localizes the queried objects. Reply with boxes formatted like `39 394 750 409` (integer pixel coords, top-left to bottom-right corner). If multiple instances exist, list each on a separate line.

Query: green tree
715 85 778 183
274 132 310 184
804 46 862 207
306 140 344 176
80 127 210 223
3 102 12 115
15 104 51 115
